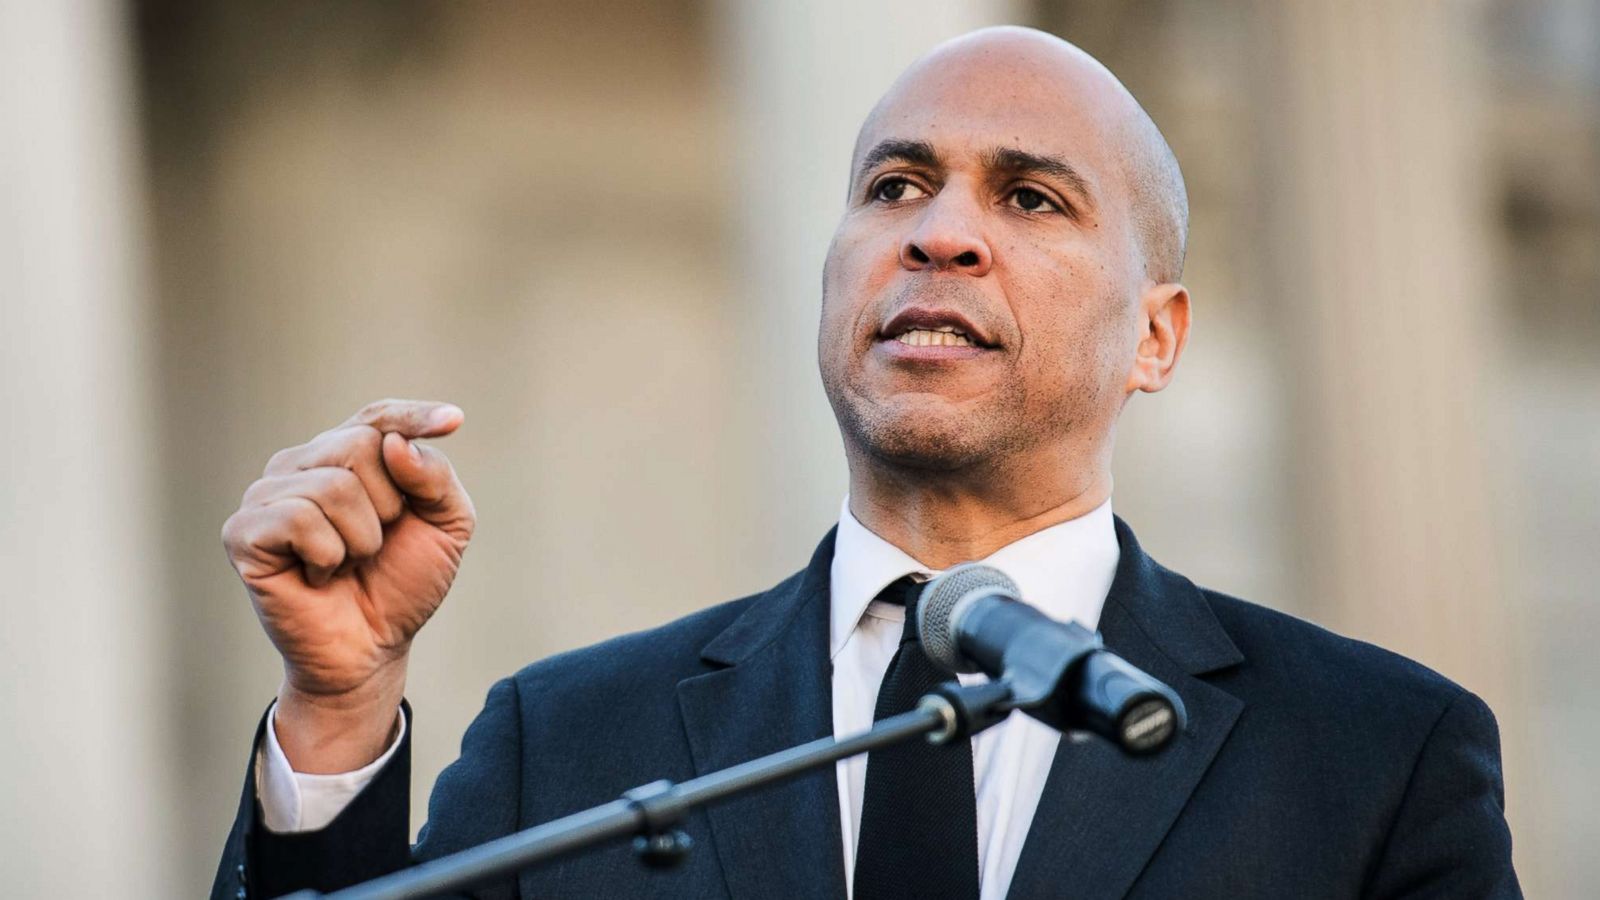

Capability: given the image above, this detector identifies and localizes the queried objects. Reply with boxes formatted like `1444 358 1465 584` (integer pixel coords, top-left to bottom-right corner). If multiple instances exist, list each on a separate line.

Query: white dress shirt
260 497 1121 900
257 702 406 832
829 497 1118 899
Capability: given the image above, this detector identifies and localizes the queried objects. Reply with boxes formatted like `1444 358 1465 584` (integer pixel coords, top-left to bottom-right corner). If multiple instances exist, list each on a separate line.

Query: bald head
853 27 1189 283
820 25 1195 490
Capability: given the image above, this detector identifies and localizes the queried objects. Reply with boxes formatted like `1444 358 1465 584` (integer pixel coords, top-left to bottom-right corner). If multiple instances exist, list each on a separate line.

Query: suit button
235 888 248 899
237 862 247 883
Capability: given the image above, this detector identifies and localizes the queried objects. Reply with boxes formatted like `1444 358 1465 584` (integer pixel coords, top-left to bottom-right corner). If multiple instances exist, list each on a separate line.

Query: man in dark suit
212 27 1519 899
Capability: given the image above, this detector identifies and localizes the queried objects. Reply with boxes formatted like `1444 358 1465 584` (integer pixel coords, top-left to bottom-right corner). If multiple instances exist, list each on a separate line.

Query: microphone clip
919 679 1017 744
622 780 696 869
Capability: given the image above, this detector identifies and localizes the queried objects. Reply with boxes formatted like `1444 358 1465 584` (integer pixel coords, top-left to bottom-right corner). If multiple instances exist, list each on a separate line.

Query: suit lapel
1007 517 1245 899
676 530 847 900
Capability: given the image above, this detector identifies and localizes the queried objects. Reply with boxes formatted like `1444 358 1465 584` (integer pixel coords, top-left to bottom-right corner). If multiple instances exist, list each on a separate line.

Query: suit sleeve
210 677 525 900
1363 689 1521 899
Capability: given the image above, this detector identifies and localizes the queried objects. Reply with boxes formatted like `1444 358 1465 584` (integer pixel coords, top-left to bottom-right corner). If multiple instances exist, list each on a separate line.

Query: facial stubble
822 291 1128 481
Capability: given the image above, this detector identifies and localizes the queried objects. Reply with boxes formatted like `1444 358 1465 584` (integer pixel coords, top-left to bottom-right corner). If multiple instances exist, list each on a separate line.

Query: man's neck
846 460 1112 570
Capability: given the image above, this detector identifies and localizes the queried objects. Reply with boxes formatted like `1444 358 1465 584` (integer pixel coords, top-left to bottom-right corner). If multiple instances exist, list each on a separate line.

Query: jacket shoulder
1189 588 1515 893
1199 588 1469 721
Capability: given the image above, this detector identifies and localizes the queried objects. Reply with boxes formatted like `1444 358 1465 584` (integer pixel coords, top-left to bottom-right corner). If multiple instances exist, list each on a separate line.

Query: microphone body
919 565 1187 755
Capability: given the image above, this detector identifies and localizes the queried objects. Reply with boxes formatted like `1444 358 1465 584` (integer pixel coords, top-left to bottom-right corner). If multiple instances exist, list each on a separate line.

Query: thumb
381 431 475 541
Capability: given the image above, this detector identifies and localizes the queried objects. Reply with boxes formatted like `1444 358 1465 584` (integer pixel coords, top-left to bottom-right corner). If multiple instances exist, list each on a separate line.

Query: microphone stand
283 679 1017 900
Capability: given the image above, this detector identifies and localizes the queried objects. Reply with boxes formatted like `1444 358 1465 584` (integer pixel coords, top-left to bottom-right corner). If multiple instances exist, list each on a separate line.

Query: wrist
274 660 407 774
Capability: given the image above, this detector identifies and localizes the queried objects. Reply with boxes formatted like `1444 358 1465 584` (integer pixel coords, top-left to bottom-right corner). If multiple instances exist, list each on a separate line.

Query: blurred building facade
2 0 1596 895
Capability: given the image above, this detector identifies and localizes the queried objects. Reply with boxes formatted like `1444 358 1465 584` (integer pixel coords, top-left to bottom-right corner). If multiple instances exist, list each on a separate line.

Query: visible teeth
895 328 973 347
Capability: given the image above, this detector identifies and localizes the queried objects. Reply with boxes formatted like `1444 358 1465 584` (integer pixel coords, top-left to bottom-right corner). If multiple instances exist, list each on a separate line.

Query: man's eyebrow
983 147 1095 209
856 139 943 183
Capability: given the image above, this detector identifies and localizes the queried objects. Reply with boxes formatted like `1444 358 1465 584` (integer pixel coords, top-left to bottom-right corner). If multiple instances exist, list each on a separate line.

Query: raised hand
222 399 475 771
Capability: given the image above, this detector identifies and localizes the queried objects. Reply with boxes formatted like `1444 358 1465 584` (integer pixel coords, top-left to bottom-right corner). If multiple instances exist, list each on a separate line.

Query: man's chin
826 380 1023 472
852 412 995 473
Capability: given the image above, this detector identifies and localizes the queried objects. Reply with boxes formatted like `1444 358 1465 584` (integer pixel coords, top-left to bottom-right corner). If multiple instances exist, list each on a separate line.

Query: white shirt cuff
254 701 406 833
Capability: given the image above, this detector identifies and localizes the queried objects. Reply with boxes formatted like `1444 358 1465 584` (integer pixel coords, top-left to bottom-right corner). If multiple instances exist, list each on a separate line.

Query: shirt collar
828 495 1121 659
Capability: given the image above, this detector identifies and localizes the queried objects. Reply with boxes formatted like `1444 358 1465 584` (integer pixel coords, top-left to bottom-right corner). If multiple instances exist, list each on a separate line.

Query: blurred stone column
0 0 172 895
716 0 1025 575
1250 4 1518 701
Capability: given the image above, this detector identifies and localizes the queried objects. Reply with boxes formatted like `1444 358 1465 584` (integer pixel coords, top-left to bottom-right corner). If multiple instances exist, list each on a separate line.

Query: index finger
340 398 464 439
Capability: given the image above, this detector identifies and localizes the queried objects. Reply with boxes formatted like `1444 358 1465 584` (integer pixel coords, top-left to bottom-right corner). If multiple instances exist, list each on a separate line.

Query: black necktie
852 576 981 900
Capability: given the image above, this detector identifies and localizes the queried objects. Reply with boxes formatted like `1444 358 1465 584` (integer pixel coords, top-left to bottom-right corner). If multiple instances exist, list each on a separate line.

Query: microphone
916 564 1187 755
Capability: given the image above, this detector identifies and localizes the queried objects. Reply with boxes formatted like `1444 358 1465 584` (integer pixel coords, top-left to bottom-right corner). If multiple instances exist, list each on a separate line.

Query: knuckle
241 475 277 506
371 488 405 523
296 516 340 553
343 424 384 457
311 425 381 468
322 465 364 500
311 527 344 555
264 446 297 473
355 399 391 422
285 497 325 531
303 543 343 569
220 511 244 550
352 398 415 429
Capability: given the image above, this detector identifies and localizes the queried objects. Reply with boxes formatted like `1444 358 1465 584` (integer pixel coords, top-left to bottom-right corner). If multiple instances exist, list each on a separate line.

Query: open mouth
878 307 998 351
893 325 977 347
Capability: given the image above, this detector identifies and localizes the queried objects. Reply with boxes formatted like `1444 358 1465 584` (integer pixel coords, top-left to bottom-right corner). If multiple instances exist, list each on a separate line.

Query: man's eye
873 178 927 202
1009 187 1057 213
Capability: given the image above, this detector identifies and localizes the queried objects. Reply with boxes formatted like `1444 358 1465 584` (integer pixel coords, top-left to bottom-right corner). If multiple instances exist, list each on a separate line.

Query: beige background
2 1 1597 896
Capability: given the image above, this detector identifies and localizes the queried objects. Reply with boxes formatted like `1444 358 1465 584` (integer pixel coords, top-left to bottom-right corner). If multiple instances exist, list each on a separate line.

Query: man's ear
1124 282 1190 395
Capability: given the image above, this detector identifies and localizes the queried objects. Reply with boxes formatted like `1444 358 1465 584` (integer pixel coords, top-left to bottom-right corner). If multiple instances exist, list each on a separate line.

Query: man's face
819 48 1147 474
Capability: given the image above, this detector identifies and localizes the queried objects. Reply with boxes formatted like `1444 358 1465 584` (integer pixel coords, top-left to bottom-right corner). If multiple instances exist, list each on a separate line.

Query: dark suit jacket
212 518 1519 899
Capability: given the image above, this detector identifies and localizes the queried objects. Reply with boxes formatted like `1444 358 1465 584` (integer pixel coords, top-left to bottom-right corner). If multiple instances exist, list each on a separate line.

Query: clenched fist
222 399 475 771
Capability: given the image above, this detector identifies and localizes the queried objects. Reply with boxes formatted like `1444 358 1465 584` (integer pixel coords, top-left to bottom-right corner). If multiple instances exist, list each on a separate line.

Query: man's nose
899 193 993 276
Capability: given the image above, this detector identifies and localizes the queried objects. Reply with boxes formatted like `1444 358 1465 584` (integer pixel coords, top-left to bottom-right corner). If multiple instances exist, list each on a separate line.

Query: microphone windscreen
917 563 1020 674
